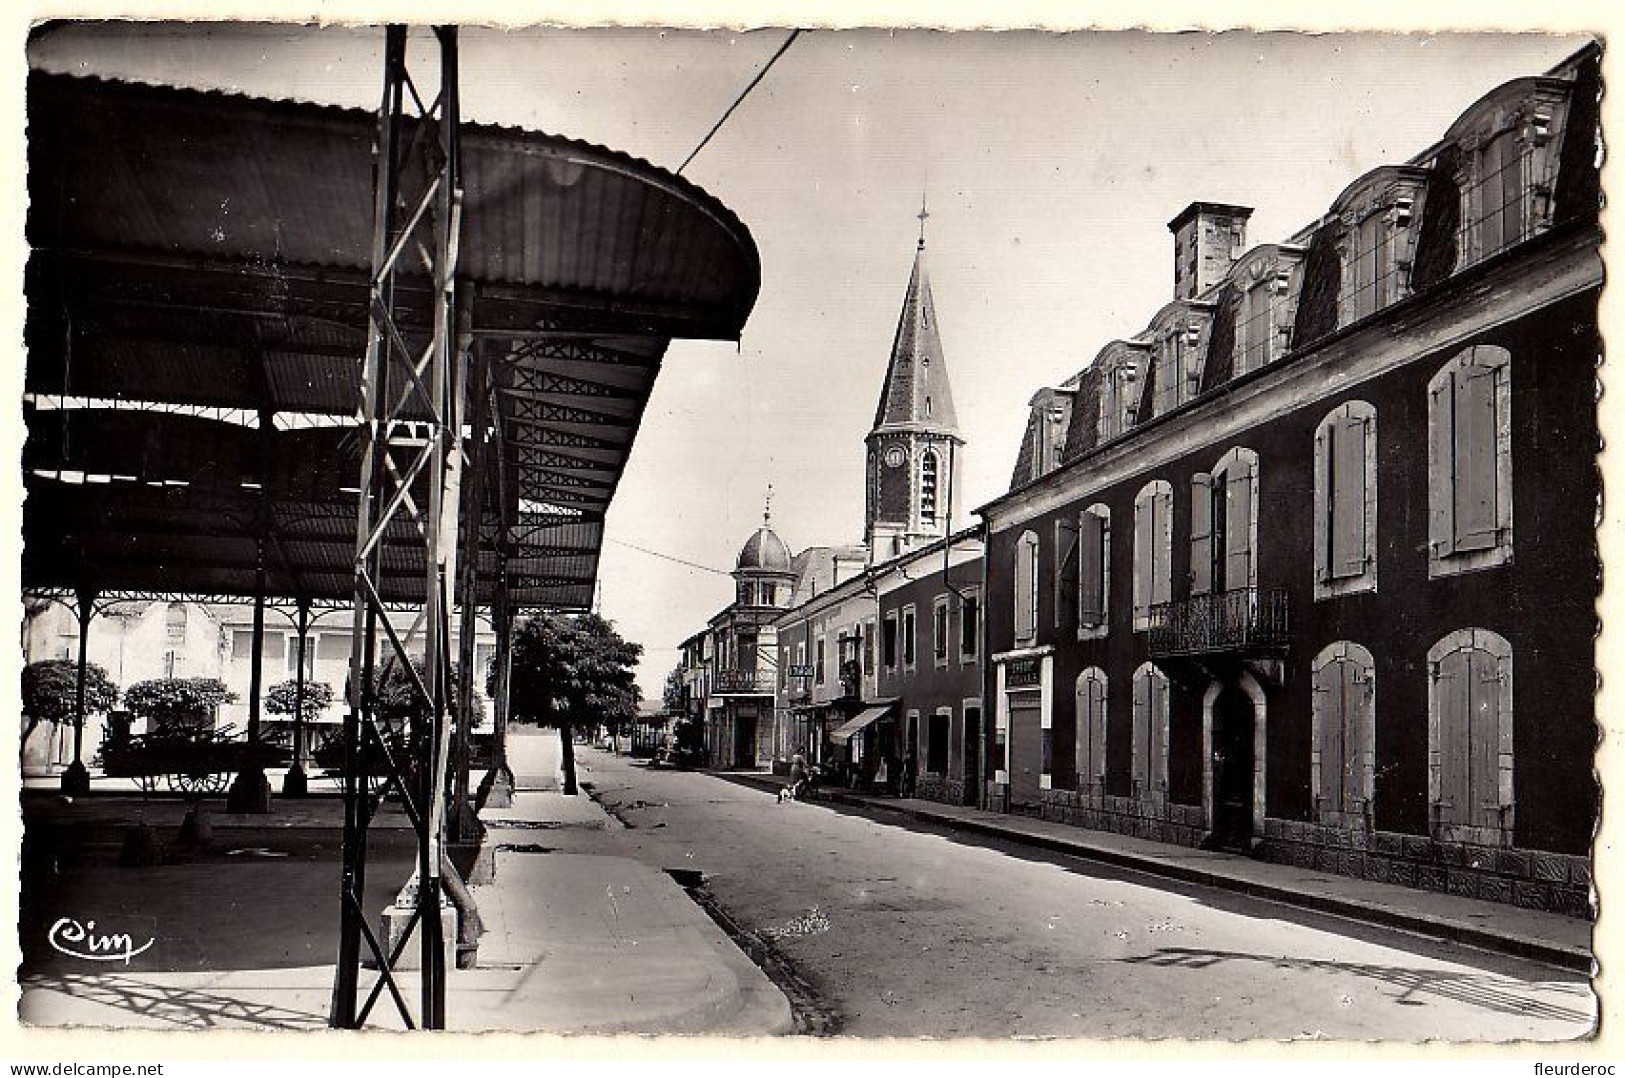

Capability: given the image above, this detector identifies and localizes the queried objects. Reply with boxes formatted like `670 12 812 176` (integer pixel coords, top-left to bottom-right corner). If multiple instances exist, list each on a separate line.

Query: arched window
1013 530 1040 644
1314 402 1377 598
1428 629 1515 845
1428 345 1512 577
165 601 188 641
1311 642 1376 828
1075 667 1108 794
1191 448 1259 596
1132 480 1172 630
920 450 939 526
1131 663 1169 801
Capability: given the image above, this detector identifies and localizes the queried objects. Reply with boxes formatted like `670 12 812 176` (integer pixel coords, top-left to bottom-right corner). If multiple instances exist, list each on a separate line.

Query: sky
26 22 1593 699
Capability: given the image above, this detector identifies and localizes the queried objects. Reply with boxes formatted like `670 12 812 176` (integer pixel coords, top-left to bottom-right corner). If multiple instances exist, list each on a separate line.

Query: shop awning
830 703 896 743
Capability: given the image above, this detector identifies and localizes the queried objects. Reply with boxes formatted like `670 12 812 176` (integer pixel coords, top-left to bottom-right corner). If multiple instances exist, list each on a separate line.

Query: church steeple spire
864 209 966 558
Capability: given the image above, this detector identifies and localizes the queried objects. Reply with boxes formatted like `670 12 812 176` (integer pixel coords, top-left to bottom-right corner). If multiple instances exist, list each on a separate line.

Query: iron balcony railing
1147 586 1290 659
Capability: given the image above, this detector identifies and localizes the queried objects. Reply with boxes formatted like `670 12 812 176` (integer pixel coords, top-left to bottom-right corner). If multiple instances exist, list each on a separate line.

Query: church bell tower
864 200 965 561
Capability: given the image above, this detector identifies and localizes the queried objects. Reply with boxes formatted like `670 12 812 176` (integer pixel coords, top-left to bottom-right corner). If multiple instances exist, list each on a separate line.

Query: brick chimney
1168 202 1253 300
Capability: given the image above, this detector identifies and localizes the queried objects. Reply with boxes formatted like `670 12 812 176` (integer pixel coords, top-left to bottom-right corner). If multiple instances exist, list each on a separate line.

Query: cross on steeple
916 194 930 250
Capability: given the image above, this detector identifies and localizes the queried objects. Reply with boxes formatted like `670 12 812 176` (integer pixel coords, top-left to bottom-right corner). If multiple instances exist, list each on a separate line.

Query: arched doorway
1211 685 1256 851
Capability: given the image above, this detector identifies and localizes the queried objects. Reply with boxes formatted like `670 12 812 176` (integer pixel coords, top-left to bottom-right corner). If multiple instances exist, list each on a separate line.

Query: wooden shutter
1132 671 1149 790
1224 460 1254 590
1090 677 1108 782
1190 473 1214 596
1057 522 1080 629
1152 486 1173 606
1078 512 1105 627
1469 649 1503 831
1134 495 1152 618
1148 673 1167 791
1316 664 1347 815
1014 538 1033 640
1429 371 1456 555
1436 651 1470 825
1340 661 1365 812
1454 366 1500 552
1330 416 1368 578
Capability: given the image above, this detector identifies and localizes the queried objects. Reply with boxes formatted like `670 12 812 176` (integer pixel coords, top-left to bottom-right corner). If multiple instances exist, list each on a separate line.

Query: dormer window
1330 167 1428 328
925 395 933 418
1446 76 1570 270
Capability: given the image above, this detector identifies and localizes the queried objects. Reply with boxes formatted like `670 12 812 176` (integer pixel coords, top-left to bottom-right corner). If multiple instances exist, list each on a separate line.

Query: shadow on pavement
739 782 1591 983
1120 947 1595 1025
19 970 329 1031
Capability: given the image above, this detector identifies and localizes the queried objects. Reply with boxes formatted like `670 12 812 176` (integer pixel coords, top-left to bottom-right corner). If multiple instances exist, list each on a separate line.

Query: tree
123 678 236 731
496 611 643 795
662 663 687 715
21 659 119 746
264 679 335 725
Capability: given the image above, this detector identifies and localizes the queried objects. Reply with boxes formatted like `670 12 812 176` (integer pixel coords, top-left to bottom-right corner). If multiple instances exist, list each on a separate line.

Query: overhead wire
605 536 733 576
676 29 801 176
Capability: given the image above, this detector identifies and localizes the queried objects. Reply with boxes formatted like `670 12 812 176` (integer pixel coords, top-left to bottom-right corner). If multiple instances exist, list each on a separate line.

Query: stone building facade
978 47 1600 915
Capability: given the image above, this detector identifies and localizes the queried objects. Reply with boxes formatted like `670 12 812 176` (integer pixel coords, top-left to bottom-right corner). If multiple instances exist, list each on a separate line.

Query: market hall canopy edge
23 70 761 610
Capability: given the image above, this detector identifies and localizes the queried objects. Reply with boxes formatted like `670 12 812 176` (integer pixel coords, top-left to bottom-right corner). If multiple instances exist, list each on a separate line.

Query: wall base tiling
1036 788 1208 850
1257 817 1593 919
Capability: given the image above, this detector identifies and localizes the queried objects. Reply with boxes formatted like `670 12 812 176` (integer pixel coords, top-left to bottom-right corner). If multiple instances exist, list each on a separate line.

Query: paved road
539 742 1592 1041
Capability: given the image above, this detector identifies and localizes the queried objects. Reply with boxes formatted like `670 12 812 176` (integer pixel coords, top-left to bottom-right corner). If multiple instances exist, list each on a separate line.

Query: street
540 742 1592 1040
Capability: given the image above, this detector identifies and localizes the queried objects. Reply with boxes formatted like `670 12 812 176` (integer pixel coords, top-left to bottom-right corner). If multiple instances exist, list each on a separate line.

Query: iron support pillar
283 598 313 797
332 24 462 1032
60 585 96 796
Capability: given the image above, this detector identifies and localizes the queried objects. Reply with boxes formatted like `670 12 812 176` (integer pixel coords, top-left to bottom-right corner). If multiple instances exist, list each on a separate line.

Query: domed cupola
733 487 797 609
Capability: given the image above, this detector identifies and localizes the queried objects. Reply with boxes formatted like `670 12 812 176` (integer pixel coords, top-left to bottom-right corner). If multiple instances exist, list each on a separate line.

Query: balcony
711 668 777 695
1147 587 1290 659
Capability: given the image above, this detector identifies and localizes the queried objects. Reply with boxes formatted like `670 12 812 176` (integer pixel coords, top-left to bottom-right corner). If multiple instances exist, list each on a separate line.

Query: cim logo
47 917 155 964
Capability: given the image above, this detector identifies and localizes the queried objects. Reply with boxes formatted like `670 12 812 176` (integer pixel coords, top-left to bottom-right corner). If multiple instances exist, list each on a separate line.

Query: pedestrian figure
875 752 890 795
780 752 810 802
900 750 917 799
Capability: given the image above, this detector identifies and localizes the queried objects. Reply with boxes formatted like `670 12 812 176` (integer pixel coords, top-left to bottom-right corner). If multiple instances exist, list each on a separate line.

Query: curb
718 771 1591 974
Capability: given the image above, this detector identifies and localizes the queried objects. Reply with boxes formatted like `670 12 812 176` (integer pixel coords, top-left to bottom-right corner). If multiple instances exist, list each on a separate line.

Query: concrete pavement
18 729 793 1035
719 770 1592 972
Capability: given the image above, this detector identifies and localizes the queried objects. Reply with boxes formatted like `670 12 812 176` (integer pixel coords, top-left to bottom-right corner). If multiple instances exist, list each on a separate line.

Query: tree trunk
559 720 578 795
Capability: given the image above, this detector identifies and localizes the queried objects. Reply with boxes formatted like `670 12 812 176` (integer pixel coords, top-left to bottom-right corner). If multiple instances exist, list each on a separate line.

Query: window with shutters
1130 663 1170 802
902 605 917 670
1427 346 1512 578
864 618 876 676
932 596 950 667
882 612 899 669
1427 629 1514 846
1076 504 1111 641
1194 449 1259 597
815 636 826 684
1132 481 1173 631
1310 642 1376 829
927 708 951 774
959 593 979 662
1074 667 1109 797
1314 402 1378 599
1014 530 1040 643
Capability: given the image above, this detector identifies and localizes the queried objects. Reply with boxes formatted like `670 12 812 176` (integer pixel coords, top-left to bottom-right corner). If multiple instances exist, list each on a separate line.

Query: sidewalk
719 771 1592 972
19 735 793 1035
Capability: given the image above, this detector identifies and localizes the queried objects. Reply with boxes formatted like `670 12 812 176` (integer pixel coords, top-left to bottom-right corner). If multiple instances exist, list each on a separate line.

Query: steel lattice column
331 24 463 1031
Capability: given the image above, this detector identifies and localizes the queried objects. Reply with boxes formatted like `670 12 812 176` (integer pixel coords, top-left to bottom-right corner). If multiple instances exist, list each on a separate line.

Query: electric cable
676 29 801 176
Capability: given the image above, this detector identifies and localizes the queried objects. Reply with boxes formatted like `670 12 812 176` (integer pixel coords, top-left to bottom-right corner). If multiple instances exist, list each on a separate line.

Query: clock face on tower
883 446 907 469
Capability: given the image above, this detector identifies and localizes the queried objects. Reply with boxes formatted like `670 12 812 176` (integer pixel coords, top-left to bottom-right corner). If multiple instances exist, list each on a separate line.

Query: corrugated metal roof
23 71 760 614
